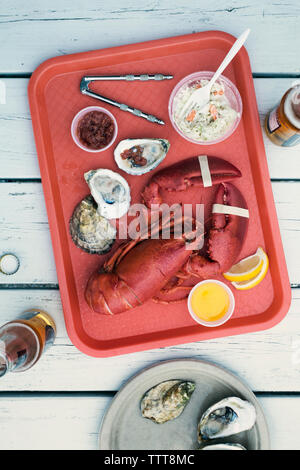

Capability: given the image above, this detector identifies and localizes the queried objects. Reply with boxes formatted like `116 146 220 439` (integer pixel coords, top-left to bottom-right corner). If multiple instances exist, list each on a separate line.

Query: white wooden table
0 0 299 450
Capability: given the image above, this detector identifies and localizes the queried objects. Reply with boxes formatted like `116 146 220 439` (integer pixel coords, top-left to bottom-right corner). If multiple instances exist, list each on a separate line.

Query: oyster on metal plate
201 443 246 450
141 380 195 424
198 397 256 442
84 168 131 219
114 138 170 175
69 195 116 254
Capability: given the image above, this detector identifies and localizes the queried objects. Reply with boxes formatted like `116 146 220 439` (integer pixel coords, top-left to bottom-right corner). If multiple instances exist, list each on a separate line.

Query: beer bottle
265 82 300 147
0 310 56 377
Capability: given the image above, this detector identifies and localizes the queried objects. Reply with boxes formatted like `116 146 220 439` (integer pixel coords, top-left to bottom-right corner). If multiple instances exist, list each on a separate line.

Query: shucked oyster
198 397 256 442
69 195 116 254
201 443 246 450
141 380 195 424
84 168 131 219
114 138 170 175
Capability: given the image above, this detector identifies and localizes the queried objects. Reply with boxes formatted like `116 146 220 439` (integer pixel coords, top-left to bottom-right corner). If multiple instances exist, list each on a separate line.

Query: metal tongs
80 74 173 125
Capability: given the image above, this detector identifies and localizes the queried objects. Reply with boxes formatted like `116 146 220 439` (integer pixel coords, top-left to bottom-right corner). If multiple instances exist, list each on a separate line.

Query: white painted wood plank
0 394 297 449
0 183 58 284
0 1 299 74
0 78 299 180
0 79 37 179
258 396 300 450
0 288 298 392
0 395 110 450
0 181 297 285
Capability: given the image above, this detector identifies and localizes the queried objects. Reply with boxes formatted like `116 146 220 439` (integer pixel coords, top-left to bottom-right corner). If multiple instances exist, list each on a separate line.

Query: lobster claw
142 156 241 207
208 182 249 273
184 182 249 278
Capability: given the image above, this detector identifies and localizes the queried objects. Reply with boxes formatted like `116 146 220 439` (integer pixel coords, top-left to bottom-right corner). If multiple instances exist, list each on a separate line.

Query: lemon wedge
223 247 267 283
231 251 269 290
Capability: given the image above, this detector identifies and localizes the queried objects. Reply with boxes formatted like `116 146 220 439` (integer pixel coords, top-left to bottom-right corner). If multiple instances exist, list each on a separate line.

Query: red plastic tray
28 31 291 357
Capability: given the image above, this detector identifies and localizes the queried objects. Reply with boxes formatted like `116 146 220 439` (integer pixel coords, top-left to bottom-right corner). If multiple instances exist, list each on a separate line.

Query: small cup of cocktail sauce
71 106 118 152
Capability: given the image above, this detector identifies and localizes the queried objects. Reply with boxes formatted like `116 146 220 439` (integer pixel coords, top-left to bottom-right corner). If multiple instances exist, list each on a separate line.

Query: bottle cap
0 254 20 275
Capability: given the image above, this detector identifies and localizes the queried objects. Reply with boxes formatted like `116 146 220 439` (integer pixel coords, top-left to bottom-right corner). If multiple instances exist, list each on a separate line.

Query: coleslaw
173 79 238 142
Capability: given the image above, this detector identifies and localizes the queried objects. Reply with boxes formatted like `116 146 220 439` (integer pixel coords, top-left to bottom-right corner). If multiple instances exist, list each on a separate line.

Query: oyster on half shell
84 168 131 220
198 397 256 442
69 195 116 254
114 138 170 175
141 380 195 424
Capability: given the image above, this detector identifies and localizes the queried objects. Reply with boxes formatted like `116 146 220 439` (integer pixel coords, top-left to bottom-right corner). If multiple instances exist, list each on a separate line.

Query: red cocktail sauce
120 146 147 167
77 111 115 150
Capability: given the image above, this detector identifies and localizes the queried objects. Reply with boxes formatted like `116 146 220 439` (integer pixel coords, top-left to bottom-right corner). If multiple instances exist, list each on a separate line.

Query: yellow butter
190 282 230 322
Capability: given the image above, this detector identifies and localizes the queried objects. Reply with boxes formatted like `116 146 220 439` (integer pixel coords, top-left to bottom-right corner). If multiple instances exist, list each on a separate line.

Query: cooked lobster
85 156 249 315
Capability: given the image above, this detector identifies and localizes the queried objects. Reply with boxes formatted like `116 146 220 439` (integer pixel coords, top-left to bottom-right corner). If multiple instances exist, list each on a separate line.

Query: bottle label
267 106 280 133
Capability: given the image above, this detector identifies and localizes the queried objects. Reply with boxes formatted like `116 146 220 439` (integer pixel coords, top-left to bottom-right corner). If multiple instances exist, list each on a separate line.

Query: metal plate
98 359 270 450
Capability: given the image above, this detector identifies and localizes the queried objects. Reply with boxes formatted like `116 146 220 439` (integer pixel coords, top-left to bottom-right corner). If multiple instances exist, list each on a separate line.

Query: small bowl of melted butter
188 279 235 327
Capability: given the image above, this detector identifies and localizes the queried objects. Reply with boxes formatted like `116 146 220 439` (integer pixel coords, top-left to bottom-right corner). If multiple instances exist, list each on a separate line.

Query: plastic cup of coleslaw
168 71 242 145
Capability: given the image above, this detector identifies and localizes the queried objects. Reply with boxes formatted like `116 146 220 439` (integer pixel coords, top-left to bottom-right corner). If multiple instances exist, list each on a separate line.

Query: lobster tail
85 271 141 315
86 238 191 315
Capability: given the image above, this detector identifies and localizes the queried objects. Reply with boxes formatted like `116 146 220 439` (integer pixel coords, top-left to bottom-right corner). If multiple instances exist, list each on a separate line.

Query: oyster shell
141 380 195 424
198 397 256 441
69 195 116 254
114 138 170 175
84 168 131 219
201 443 246 450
